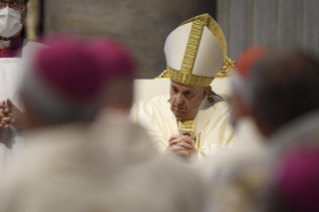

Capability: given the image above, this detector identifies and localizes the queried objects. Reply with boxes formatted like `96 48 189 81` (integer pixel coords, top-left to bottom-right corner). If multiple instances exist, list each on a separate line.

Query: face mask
0 7 24 39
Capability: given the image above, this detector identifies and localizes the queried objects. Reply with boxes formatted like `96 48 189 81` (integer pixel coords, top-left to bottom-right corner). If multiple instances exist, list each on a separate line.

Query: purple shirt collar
0 35 24 58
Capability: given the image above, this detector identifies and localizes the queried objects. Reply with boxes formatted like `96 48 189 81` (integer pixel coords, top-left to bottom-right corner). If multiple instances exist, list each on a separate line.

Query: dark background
24 0 217 78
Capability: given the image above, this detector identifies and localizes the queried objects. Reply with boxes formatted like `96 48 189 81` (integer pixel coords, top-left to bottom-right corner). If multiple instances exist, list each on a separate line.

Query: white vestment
0 118 205 212
0 40 43 169
90 108 157 166
130 93 234 159
196 117 265 182
201 110 319 212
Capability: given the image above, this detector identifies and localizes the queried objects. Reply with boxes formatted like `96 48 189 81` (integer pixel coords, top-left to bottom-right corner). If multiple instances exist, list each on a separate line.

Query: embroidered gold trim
194 133 205 157
155 70 169 79
216 56 236 78
168 66 214 87
176 120 205 156
158 14 235 85
177 119 194 130
181 14 227 60
181 20 204 75
156 57 235 80
168 21 213 87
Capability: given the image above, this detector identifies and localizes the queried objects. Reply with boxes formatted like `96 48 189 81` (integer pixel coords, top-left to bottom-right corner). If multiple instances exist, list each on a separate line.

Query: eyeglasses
0 1 25 11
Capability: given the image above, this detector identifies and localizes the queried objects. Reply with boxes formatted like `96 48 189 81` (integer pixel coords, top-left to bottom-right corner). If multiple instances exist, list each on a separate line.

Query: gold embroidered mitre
163 14 234 87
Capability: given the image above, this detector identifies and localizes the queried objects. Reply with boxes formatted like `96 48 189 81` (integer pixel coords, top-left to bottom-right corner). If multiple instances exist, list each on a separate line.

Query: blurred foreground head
21 36 103 129
266 147 319 212
231 47 319 138
87 39 135 112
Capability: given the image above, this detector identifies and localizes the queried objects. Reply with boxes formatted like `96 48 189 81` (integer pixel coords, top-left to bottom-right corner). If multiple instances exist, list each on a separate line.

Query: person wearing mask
0 0 43 168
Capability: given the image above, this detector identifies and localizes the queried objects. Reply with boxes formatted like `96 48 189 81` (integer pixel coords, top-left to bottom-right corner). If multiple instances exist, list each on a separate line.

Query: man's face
1 0 27 19
170 81 210 119
0 0 28 40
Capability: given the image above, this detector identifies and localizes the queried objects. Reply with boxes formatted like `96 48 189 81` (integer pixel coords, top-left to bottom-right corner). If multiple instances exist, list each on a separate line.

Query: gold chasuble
130 14 235 159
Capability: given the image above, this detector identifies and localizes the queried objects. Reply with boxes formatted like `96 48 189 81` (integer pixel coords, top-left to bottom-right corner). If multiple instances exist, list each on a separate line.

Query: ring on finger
175 143 179 146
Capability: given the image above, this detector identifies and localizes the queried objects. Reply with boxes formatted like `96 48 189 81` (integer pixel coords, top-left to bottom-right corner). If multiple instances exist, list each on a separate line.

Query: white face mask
0 7 24 39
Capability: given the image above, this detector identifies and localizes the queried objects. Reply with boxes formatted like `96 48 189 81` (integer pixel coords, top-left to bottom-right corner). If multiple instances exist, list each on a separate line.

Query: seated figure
204 48 319 212
130 14 235 160
0 37 205 212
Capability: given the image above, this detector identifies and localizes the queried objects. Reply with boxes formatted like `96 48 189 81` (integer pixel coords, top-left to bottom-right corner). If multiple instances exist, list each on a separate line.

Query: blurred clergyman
87 39 135 115
205 49 319 212
87 39 156 165
0 38 107 212
0 38 205 212
229 47 269 147
130 14 234 160
87 39 205 212
0 0 43 168
263 147 319 212
196 47 269 189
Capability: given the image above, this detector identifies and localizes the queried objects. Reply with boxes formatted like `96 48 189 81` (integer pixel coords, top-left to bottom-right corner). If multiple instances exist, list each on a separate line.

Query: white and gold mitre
163 14 234 87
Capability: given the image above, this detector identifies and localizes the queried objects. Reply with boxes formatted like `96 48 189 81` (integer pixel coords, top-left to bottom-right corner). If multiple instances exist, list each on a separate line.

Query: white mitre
157 14 234 87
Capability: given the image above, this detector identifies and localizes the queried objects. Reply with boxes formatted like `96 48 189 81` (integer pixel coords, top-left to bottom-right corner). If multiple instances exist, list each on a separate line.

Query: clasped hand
166 134 197 159
0 98 26 129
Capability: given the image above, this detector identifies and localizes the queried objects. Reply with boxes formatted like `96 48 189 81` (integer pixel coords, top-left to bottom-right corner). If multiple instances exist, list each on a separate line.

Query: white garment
231 117 265 149
200 117 264 175
130 93 234 159
90 108 157 166
90 109 205 212
0 118 205 212
0 39 43 169
200 111 319 212
193 117 265 210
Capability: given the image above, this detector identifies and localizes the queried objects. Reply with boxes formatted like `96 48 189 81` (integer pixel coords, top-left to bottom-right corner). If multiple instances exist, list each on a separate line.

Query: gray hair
248 50 319 130
21 69 100 125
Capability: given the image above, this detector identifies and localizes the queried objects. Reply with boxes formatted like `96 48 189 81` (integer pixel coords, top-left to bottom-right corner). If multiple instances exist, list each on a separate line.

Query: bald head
248 50 319 136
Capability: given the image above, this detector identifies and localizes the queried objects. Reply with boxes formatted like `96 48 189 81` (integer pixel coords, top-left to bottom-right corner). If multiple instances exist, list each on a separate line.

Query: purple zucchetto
86 39 135 80
274 147 319 212
21 35 105 124
32 37 103 102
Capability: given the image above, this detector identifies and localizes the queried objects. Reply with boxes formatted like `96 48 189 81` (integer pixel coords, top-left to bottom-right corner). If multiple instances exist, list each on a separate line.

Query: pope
130 14 235 160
